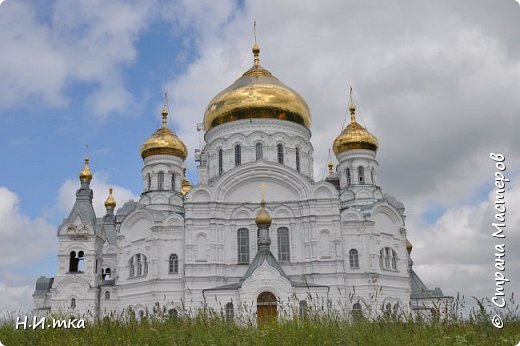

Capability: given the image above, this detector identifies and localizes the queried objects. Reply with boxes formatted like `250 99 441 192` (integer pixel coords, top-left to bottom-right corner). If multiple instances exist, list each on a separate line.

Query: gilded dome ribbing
203 44 311 131
333 95 378 155
141 103 187 160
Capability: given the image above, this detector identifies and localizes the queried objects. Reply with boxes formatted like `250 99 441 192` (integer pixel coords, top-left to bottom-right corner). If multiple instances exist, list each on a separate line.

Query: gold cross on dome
259 183 267 201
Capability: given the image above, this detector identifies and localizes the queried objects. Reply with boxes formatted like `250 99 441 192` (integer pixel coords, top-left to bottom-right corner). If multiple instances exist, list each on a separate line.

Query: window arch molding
349 249 359 269
169 254 179 274
379 247 397 270
129 253 149 278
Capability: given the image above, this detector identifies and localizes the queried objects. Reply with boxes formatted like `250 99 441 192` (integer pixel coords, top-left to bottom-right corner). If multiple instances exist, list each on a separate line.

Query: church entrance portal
257 291 277 325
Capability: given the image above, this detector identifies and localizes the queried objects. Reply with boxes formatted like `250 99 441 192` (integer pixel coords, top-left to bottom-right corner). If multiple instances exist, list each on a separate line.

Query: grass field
1 296 519 346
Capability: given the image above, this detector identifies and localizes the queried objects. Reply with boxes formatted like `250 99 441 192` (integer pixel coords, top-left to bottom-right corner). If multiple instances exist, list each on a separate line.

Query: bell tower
51 158 105 313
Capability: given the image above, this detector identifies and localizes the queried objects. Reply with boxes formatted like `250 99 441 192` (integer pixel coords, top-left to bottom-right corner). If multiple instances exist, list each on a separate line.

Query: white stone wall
199 119 314 184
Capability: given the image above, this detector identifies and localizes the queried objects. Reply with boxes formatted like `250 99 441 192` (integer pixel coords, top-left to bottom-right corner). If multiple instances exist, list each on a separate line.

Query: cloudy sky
0 0 518 313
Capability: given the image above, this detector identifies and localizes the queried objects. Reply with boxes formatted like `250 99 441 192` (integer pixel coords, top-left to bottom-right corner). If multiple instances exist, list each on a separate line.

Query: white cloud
0 187 56 312
0 0 155 116
0 283 33 314
58 172 138 218
0 187 55 267
411 179 520 300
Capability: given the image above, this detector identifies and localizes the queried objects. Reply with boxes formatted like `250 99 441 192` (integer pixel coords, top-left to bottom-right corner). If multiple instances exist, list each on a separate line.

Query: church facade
33 42 448 321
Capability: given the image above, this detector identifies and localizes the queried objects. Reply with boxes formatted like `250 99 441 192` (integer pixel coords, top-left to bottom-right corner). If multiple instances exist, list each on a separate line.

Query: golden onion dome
180 163 192 196
104 187 116 209
406 238 413 254
203 43 311 131
140 101 187 160
255 199 272 227
79 158 93 183
181 179 192 196
333 92 378 155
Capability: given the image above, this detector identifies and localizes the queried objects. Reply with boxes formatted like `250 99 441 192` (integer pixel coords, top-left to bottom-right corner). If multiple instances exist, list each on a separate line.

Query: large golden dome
141 104 188 160
203 44 311 131
333 96 378 155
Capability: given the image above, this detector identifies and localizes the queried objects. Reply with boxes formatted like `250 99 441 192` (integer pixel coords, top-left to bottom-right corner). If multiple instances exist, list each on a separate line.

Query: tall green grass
1 294 518 346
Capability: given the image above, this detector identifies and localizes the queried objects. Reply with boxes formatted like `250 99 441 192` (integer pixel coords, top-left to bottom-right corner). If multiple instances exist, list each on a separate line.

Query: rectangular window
295 148 300 172
235 145 241 166
277 228 290 262
218 149 223 175
277 144 284 164
158 172 164 190
237 228 249 264
256 143 263 160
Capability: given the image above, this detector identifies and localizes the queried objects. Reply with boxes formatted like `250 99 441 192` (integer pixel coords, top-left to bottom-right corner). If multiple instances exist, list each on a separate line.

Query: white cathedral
33 41 449 322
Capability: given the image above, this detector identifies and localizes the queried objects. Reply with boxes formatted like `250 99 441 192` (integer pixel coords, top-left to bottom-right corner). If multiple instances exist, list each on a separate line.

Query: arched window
169 254 178 274
237 228 249 264
225 302 234 320
77 251 84 272
147 174 152 190
358 166 364 184
234 145 241 166
218 149 223 175
255 142 263 160
295 147 300 172
136 254 142 276
70 298 76 309
277 144 284 164
352 302 363 319
346 168 352 185
277 227 290 262
380 247 397 270
168 308 178 318
129 254 148 277
171 173 176 191
138 310 145 320
349 249 359 269
69 251 78 272
158 171 164 190
105 291 110 300
299 300 308 319
129 256 135 277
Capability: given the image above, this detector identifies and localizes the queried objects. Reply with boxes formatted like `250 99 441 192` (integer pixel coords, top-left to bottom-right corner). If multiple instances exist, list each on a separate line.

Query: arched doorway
257 291 277 325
